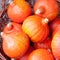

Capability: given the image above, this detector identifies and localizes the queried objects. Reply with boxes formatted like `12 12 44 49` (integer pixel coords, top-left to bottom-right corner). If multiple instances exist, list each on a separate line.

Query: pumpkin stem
11 58 15 60
35 9 42 14
47 49 51 52
0 32 4 36
0 32 7 38
42 18 49 24
8 0 13 5
35 7 45 14
7 23 13 31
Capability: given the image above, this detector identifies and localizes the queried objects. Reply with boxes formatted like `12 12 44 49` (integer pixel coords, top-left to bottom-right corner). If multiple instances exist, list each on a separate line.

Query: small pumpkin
1 22 30 58
34 0 59 21
22 15 49 42
28 49 54 60
7 0 32 23
51 31 60 59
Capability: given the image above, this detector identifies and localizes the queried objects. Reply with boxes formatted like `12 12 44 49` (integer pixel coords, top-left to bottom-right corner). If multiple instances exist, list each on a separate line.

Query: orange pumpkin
1 22 30 58
28 49 54 60
49 17 60 32
34 37 51 49
7 0 32 23
22 15 49 42
34 0 59 21
51 31 60 59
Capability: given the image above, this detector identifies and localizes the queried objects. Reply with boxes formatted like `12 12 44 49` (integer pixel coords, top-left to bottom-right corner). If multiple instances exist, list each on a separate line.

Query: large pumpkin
7 0 32 23
28 49 54 60
1 22 30 58
22 15 49 42
51 32 60 59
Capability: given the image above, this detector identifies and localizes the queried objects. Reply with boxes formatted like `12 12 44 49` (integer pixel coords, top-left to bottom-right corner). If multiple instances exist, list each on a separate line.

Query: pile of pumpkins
1 0 60 60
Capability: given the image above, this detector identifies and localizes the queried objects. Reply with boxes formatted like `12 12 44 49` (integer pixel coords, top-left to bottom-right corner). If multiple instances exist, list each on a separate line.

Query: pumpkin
49 17 60 32
51 31 60 59
28 49 54 60
7 0 32 23
22 15 49 42
1 22 30 58
34 37 51 49
34 0 59 21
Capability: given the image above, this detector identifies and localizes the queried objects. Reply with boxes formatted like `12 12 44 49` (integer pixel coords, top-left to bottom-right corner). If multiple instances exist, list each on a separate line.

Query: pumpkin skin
22 15 49 42
51 32 60 59
1 22 30 58
7 0 32 23
34 37 51 49
49 17 60 32
16 46 34 60
28 49 54 60
34 0 59 21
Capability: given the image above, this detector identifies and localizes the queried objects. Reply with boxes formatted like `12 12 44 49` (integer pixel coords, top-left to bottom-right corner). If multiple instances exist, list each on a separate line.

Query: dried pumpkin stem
7 23 13 30
8 0 13 5
42 18 49 24
35 7 45 14
35 9 42 14
47 49 51 52
11 58 16 60
0 32 4 36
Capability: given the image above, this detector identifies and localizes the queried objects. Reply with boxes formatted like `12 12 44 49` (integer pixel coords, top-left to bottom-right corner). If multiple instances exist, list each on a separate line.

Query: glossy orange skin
16 46 34 60
49 17 60 32
7 1 32 23
1 22 30 58
51 32 60 59
34 37 51 49
34 0 59 21
28 49 54 60
22 15 49 43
